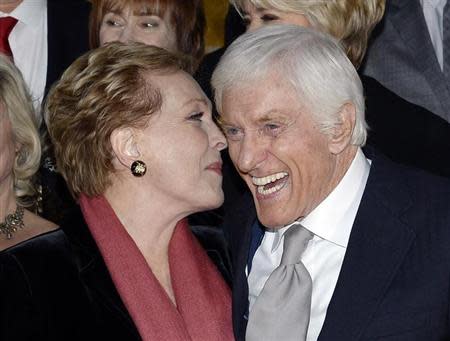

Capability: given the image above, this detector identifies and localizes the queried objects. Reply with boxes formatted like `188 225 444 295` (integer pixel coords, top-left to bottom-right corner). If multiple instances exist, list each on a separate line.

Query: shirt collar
268 147 370 251
0 0 46 27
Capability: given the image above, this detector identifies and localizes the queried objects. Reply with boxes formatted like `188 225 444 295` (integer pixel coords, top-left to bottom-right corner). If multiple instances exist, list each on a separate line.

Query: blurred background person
0 0 91 225
0 0 90 112
89 0 205 74
0 53 56 251
0 42 232 340
362 0 450 122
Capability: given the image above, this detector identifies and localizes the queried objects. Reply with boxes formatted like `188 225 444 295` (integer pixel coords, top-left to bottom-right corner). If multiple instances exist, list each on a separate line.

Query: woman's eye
261 14 279 22
141 21 159 28
188 112 203 121
105 19 121 27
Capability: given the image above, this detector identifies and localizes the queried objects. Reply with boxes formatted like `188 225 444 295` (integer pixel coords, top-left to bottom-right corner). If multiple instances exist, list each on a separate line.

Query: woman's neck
0 177 17 222
104 179 188 306
103 180 188 259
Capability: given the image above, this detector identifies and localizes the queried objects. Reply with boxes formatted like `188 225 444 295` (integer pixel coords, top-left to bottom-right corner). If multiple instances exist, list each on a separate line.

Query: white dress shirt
1 0 47 114
248 148 371 340
421 0 447 70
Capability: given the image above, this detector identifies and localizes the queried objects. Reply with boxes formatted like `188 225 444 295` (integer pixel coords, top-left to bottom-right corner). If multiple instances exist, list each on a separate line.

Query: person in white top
213 24 450 340
0 0 89 114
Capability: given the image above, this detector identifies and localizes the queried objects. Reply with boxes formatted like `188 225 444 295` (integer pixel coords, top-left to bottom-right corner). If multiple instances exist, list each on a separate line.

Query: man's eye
188 112 203 121
223 126 243 140
262 123 282 137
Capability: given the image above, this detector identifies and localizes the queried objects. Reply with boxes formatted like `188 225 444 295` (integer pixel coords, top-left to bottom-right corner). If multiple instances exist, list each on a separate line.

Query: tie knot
280 224 313 265
0 17 17 58
0 16 17 36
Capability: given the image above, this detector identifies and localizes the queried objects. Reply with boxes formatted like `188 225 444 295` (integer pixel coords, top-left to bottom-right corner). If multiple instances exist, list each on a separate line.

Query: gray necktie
443 0 450 81
246 224 314 341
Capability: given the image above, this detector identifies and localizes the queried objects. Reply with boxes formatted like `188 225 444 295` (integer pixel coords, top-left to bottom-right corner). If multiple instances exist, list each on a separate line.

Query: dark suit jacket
224 150 450 340
45 0 90 93
40 0 91 224
0 207 231 340
362 0 450 121
363 75 450 177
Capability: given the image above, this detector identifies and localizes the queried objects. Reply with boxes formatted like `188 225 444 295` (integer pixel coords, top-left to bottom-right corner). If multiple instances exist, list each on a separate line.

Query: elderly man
212 25 450 341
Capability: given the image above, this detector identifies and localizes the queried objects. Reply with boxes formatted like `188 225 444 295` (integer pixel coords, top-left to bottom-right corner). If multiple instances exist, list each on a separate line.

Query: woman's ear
328 102 356 155
110 127 140 169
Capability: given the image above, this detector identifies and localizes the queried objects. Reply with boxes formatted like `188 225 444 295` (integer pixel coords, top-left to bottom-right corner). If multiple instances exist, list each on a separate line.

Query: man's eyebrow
255 112 289 124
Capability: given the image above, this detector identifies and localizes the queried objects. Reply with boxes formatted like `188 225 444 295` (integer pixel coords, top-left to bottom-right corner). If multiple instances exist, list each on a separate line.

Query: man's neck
0 0 23 13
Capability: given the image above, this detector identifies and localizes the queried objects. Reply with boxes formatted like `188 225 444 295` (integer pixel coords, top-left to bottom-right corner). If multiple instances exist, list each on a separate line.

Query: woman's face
136 71 227 214
241 2 311 31
99 5 177 52
0 107 17 189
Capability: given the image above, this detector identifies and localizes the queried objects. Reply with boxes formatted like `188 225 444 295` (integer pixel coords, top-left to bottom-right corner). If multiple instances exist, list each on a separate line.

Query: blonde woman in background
0 54 56 251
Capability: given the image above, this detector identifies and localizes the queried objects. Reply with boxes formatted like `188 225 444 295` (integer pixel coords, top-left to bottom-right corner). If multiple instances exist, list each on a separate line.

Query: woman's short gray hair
212 25 367 146
0 54 41 206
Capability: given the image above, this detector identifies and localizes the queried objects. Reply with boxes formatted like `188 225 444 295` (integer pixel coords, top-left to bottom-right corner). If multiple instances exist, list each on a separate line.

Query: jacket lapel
227 192 257 340
60 207 140 338
389 0 450 117
318 153 417 340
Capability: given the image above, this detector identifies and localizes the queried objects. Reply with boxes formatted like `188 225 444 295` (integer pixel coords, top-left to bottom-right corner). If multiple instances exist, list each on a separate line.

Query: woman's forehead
103 0 172 17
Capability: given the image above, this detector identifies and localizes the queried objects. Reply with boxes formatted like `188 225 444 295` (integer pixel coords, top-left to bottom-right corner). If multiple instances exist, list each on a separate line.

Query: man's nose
233 134 266 173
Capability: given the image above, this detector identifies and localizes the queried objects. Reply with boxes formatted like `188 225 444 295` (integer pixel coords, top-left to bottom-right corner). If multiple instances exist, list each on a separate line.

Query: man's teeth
252 172 288 186
257 182 285 195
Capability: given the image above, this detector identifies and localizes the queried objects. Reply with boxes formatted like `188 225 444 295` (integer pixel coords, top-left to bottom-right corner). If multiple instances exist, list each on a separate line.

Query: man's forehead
221 83 302 124
220 107 299 128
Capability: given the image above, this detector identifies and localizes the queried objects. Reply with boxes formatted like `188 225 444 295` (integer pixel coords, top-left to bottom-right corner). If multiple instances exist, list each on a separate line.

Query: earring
131 160 147 177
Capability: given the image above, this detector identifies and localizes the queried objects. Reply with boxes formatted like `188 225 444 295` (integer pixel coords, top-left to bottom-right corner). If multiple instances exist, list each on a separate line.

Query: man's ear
328 102 356 155
110 127 140 169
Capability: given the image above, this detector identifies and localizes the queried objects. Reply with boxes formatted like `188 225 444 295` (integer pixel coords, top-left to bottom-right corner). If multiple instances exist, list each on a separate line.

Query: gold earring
131 160 147 177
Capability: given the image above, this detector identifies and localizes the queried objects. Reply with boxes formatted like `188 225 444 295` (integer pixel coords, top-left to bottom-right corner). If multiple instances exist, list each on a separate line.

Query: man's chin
256 210 291 229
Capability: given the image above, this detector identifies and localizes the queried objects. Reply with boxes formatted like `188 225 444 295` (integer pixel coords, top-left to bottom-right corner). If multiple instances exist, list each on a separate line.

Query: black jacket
0 207 231 341
224 150 450 340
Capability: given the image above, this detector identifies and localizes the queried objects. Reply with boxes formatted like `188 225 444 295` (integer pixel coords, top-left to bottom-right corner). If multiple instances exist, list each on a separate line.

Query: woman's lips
206 161 223 175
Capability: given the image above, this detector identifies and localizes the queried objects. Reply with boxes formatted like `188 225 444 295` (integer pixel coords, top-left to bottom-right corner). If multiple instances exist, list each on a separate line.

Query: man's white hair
212 24 367 146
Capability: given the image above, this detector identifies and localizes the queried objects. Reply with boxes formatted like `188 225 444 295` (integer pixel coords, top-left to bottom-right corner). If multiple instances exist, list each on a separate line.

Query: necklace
0 206 24 240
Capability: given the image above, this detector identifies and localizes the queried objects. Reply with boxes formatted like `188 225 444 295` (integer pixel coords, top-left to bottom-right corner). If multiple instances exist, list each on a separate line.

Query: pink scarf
79 195 233 340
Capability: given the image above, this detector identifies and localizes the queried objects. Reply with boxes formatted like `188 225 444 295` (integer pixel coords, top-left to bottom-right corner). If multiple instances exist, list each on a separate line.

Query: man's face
220 72 355 228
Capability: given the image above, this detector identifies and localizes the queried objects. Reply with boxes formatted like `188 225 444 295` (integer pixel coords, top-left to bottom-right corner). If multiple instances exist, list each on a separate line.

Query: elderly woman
0 43 233 340
0 54 57 251
224 0 450 176
89 0 205 73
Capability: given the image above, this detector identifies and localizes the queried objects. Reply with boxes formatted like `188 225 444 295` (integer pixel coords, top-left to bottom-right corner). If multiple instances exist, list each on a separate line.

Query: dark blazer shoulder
362 76 450 177
46 0 91 92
